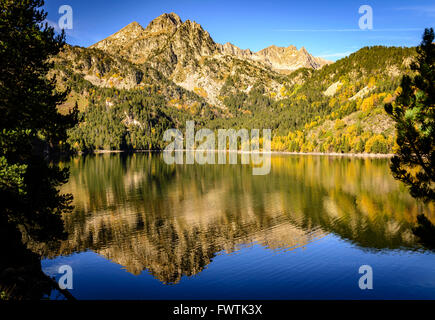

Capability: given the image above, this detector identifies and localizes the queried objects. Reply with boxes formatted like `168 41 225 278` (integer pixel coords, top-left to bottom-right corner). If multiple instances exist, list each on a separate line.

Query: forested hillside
268 46 416 153
52 16 417 154
54 45 223 151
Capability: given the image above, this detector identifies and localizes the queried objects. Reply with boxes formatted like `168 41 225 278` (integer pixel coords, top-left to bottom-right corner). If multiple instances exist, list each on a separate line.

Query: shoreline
89 149 394 158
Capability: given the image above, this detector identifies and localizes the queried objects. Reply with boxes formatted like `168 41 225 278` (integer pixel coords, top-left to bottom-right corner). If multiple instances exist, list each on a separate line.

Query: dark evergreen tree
384 28 435 250
384 28 435 202
0 0 77 299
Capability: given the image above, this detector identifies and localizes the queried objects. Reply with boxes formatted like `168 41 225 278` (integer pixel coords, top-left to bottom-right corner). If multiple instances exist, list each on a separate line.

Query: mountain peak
119 21 145 34
90 12 331 81
161 12 182 23
254 44 330 73
90 21 145 50
299 46 309 54
145 12 182 33
127 21 141 27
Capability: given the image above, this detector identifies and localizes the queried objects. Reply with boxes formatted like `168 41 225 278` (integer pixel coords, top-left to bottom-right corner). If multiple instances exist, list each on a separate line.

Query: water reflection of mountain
41 154 433 284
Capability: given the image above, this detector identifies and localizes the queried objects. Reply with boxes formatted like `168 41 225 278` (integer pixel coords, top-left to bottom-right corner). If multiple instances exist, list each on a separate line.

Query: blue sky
43 0 434 61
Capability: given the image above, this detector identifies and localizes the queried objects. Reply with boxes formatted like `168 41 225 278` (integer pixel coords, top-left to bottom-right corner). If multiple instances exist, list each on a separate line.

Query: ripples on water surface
41 153 435 299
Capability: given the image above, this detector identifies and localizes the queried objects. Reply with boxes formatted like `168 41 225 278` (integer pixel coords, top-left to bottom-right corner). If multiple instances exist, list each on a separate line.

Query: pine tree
384 28 435 202
0 0 76 243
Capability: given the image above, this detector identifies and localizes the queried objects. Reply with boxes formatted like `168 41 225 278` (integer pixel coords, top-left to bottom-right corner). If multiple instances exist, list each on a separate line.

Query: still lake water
42 153 435 299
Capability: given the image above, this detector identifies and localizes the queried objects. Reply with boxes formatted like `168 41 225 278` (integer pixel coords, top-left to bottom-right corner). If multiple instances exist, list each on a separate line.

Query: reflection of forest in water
42 153 434 284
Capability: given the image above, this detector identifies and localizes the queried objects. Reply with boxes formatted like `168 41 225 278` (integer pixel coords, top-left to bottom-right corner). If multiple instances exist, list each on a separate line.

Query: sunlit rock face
254 45 331 73
89 13 331 106
35 154 433 284
91 13 330 72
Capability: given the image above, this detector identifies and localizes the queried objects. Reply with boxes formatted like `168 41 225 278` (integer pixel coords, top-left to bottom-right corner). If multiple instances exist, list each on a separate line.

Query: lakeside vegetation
55 43 416 154
0 0 76 300
0 0 433 300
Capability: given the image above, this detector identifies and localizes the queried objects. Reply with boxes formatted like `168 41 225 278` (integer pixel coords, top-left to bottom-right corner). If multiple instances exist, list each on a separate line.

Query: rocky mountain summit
53 12 415 154
255 45 331 73
217 43 331 73
91 13 330 72
89 13 330 105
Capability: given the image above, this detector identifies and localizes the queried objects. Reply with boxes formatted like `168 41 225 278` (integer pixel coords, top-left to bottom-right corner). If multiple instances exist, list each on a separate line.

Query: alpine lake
41 153 435 299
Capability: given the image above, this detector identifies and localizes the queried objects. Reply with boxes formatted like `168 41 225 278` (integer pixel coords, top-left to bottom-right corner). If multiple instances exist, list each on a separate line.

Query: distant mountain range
52 12 417 154
91 13 331 72
88 13 330 105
